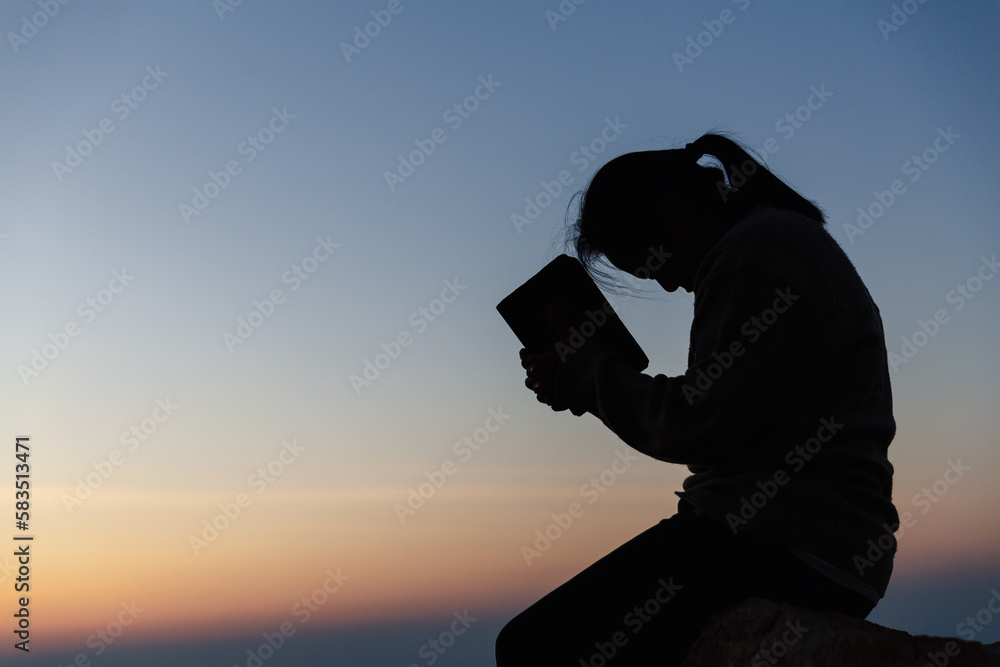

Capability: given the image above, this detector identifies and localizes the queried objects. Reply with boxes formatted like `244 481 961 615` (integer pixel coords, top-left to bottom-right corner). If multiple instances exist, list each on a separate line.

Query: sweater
554 205 900 599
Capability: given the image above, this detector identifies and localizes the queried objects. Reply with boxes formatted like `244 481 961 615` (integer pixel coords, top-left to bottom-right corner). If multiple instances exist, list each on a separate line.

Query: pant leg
496 502 743 666
495 500 876 666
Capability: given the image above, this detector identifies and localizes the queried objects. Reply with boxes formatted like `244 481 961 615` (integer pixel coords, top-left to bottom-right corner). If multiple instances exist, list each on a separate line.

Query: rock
680 597 1000 666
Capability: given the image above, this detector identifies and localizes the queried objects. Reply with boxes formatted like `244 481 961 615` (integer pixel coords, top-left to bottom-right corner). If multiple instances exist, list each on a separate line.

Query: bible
496 254 648 371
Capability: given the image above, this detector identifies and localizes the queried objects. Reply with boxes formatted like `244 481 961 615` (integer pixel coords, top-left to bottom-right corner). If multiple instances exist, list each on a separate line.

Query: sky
1 1 998 665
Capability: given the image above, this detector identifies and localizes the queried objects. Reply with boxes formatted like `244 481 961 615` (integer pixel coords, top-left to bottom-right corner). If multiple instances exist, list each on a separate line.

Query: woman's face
601 201 710 293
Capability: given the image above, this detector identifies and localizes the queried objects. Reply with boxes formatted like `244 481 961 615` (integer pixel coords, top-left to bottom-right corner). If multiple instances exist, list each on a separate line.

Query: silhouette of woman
496 133 899 665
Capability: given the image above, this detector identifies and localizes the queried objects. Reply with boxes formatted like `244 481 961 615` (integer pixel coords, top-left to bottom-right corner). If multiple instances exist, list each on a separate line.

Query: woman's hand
520 305 586 414
520 346 565 410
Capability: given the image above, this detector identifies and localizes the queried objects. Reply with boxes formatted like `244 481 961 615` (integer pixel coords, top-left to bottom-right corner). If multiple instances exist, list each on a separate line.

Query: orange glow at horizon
13 472 998 653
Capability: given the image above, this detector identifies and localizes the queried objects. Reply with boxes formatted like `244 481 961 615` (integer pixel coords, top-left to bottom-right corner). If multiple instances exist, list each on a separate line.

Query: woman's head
568 132 825 292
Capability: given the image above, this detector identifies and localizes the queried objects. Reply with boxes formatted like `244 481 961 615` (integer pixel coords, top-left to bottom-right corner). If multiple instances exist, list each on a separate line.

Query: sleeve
553 236 830 467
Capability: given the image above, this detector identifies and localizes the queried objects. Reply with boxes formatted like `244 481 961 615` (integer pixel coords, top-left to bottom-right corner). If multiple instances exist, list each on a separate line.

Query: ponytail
685 132 826 225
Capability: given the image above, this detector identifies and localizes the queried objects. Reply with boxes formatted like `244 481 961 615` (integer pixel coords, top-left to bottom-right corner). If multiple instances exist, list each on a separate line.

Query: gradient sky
2 1 999 665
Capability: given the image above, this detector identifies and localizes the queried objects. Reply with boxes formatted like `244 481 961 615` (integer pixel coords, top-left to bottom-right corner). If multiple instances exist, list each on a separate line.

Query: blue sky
1 1 999 665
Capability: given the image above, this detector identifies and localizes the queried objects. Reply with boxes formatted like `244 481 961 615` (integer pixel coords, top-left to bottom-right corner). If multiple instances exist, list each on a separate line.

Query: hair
567 132 825 287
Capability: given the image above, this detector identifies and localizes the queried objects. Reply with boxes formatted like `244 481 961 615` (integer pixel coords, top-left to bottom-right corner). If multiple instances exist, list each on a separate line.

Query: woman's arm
551 237 834 467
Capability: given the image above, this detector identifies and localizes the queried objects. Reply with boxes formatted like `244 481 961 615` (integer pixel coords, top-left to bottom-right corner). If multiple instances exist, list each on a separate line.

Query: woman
496 133 900 665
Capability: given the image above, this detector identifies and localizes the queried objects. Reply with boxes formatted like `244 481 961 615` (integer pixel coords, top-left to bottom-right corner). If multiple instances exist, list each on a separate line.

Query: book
496 254 649 371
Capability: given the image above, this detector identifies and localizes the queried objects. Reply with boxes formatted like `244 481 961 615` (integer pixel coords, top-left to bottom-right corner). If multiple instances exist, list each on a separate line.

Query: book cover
497 254 649 371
